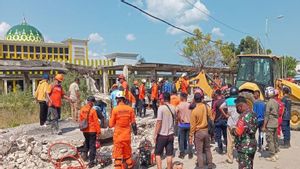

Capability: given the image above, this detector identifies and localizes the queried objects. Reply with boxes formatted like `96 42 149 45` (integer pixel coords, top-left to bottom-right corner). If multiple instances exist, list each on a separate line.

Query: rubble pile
0 115 158 169
0 135 84 169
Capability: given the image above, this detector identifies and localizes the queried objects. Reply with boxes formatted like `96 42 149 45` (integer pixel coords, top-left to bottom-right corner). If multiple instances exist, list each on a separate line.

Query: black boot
282 140 290 149
81 152 88 161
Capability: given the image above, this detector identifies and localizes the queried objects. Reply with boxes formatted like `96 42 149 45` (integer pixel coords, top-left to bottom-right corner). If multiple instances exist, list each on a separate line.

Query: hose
48 142 86 169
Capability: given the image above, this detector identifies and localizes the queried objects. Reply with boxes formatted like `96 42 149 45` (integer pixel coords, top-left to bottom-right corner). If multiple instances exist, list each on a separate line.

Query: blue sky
0 0 299 64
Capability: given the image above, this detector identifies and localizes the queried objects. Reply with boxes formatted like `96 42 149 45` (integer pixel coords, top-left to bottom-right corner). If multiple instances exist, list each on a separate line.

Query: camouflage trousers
266 128 279 155
237 152 255 169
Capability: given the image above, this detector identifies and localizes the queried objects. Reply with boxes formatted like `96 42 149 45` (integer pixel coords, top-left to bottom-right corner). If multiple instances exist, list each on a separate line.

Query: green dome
5 20 44 43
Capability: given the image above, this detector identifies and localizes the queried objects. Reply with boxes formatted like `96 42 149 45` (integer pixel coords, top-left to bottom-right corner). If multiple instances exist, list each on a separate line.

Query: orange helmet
118 74 125 80
55 74 64 82
133 80 139 85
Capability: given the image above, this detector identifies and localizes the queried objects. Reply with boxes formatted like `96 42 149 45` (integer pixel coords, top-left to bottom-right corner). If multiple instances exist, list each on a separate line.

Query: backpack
79 107 92 131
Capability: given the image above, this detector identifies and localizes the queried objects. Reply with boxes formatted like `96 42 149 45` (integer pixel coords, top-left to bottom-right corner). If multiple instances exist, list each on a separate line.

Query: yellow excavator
175 71 223 98
236 54 300 130
176 54 300 130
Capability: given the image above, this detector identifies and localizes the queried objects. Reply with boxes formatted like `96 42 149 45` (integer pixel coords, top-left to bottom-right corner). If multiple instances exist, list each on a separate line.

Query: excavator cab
236 54 300 130
236 54 280 100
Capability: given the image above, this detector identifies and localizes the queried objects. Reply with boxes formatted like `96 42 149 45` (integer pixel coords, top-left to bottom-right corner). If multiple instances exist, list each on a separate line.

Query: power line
120 0 220 44
184 0 252 36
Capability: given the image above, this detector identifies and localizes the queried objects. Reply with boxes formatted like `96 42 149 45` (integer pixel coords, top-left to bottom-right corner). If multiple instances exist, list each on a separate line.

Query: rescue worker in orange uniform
46 74 71 135
109 91 137 169
79 96 101 168
180 73 189 94
151 79 159 118
118 74 129 101
212 73 222 90
138 79 147 117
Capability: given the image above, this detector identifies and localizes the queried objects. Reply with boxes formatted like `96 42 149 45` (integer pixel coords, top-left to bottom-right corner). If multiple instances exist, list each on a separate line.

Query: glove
131 122 138 135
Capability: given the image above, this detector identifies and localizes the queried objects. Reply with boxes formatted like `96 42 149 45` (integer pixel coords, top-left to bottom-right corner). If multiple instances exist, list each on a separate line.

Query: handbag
79 107 92 131
205 104 215 135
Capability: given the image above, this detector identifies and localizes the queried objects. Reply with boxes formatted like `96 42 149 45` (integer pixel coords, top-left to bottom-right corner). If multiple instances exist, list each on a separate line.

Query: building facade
0 20 113 94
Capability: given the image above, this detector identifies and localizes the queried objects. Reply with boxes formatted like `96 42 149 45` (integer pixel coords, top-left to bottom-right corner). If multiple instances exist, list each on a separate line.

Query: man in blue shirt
253 90 266 151
281 87 292 148
110 84 119 109
162 79 172 94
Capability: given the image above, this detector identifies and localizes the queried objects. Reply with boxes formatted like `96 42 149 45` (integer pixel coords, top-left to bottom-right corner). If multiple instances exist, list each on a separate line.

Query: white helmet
141 79 147 83
265 86 275 98
181 73 187 77
115 91 125 99
158 78 163 83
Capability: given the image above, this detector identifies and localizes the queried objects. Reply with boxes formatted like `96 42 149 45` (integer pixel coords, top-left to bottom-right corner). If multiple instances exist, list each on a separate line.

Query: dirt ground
149 131 300 169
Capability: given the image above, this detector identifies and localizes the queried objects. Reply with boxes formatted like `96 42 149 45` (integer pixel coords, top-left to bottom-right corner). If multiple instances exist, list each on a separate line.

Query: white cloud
88 33 104 44
166 25 200 35
88 50 106 59
0 22 11 39
126 34 136 41
144 0 209 35
211 27 224 37
133 0 144 7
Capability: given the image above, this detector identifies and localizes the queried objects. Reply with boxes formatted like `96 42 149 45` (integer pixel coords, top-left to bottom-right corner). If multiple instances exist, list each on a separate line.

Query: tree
181 29 222 71
236 36 263 54
137 56 146 63
219 42 238 70
280 56 297 77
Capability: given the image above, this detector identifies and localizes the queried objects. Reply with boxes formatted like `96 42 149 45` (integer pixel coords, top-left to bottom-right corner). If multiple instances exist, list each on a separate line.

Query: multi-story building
0 20 113 94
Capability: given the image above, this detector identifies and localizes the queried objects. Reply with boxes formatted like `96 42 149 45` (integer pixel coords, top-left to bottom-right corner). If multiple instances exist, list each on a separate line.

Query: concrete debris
0 114 160 168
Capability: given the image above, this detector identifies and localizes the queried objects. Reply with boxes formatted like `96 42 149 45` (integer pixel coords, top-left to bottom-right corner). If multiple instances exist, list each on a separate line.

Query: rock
16 157 25 164
0 139 12 155
0 129 8 134
16 138 27 150
18 152 26 158
27 137 35 144
26 146 33 154
59 148 67 154
32 144 42 155
40 153 48 161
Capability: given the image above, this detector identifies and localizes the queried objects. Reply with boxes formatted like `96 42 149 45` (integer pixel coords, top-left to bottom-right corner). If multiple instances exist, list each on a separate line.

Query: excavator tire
290 105 300 130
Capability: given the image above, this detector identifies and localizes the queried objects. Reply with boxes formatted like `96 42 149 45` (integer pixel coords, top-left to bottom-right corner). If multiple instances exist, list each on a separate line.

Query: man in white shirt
69 78 80 121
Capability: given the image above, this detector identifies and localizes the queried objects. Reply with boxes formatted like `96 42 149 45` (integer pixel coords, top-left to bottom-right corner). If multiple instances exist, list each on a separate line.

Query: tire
290 105 300 130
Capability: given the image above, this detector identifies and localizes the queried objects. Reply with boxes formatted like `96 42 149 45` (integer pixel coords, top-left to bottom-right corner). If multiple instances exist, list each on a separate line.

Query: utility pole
256 37 260 54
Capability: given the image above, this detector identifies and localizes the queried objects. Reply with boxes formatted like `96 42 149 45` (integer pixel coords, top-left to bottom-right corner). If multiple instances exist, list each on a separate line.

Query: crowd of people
34 73 293 169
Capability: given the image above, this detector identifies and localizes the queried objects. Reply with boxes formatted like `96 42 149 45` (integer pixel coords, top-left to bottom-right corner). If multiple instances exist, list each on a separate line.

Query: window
236 57 274 88
16 46 21 52
23 46 28 52
54 47 58 53
48 47 52 53
3 45 8 51
64 48 69 54
29 46 34 53
36 47 40 53
9 45 14 52
42 47 46 53
59 48 63 54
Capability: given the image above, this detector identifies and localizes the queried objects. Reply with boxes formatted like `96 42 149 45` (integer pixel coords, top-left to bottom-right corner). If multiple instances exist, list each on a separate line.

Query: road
149 131 300 169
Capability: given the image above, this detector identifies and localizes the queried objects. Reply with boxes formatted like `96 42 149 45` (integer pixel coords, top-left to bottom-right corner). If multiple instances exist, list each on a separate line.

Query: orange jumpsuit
79 104 101 134
139 84 146 100
180 79 189 94
109 102 136 169
151 83 158 100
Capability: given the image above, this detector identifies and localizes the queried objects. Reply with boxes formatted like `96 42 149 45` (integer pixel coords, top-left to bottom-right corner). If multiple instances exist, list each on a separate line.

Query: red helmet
118 74 125 80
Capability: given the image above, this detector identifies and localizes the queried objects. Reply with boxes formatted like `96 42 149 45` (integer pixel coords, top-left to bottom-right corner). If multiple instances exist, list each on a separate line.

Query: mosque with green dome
0 20 113 94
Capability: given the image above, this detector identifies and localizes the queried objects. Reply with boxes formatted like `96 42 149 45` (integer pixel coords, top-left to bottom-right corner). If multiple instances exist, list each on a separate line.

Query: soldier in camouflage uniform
262 87 279 161
231 96 257 169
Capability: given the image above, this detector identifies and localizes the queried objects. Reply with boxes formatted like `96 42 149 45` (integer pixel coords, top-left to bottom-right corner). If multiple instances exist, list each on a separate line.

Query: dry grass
0 90 39 128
